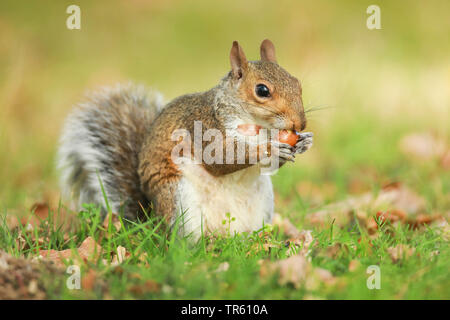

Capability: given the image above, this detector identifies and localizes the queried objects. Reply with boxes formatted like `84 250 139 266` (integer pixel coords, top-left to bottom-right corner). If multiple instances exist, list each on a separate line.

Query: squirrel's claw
295 134 313 154
294 134 313 154
298 132 314 140
272 141 296 163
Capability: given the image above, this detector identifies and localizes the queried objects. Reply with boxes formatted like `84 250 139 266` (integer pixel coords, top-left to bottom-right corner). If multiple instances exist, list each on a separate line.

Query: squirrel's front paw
272 141 296 163
294 132 313 154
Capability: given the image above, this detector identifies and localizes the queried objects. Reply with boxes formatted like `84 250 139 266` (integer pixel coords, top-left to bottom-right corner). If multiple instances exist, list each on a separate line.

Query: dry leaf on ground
348 260 361 272
31 203 50 220
399 132 450 170
441 150 450 170
273 213 302 238
2 203 49 231
260 253 336 290
39 236 103 267
399 132 448 161
3 203 78 235
215 262 230 273
81 268 98 291
324 242 350 259
272 214 315 256
128 279 160 295
260 254 310 289
387 244 416 263
365 211 447 235
305 183 446 234
286 230 314 256
309 268 337 288
102 212 122 233
111 246 130 265
246 230 282 256
136 251 150 267
435 219 450 241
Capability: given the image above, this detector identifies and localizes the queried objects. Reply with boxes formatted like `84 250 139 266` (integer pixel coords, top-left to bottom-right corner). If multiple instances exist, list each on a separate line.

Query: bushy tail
57 83 164 220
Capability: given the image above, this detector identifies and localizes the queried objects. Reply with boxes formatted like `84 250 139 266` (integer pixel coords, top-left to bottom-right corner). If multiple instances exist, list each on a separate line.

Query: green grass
1 199 448 299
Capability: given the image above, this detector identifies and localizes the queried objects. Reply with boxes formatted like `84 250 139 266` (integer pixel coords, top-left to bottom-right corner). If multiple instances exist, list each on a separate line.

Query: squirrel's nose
291 119 301 131
288 113 306 132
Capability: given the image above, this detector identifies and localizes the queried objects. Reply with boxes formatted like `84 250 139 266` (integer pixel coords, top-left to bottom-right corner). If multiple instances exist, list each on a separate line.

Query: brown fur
237 61 306 131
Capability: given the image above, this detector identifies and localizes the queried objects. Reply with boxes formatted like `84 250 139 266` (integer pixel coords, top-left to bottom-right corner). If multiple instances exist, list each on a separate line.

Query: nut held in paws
277 130 299 147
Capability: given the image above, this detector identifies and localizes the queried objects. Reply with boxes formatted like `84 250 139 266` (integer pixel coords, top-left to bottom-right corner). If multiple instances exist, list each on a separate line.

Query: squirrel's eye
255 84 270 98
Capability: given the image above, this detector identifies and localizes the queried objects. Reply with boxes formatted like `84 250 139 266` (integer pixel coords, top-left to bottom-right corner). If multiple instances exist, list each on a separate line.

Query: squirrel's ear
230 41 248 79
260 39 277 63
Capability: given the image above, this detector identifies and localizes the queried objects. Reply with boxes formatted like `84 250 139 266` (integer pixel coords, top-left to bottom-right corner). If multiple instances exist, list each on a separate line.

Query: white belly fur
176 161 274 240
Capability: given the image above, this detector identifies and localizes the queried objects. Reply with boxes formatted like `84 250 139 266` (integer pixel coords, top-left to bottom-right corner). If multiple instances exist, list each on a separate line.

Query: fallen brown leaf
4 204 79 235
77 236 103 261
30 203 50 220
128 279 160 295
432 218 449 241
39 236 102 267
260 254 310 289
399 132 448 161
102 212 122 233
38 249 73 267
307 183 429 232
273 254 309 288
111 246 130 265
260 253 336 290
215 262 230 273
324 243 349 259
285 230 314 256
387 244 416 263
366 209 407 234
407 214 446 230
348 260 361 272
272 213 302 238
136 251 150 267
81 268 97 291
441 150 450 170
307 267 337 290
246 231 282 256
429 250 440 260
15 232 27 251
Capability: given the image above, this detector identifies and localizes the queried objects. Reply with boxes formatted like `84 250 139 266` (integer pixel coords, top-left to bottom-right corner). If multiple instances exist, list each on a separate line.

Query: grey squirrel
58 39 313 240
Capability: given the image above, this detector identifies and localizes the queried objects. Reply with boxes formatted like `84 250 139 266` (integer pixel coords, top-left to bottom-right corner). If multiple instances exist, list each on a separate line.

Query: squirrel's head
226 39 306 132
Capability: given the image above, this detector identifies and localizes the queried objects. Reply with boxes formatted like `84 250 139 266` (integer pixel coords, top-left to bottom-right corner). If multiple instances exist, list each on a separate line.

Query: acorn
237 125 300 147
277 130 299 147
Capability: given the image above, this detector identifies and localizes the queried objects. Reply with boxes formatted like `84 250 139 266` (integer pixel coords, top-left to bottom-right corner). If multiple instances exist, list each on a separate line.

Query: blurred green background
0 0 449 213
